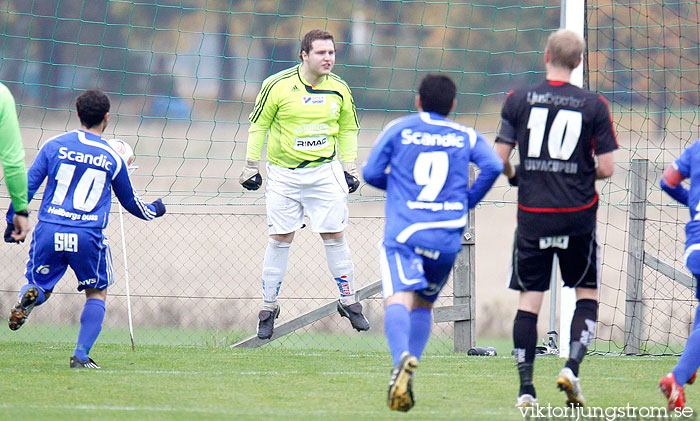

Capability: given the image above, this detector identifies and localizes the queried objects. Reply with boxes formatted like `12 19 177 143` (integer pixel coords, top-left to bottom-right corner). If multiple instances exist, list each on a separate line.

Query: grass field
0 339 693 420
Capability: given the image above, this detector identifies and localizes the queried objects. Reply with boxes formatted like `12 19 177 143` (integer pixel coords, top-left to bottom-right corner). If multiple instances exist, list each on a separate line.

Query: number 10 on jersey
527 107 582 160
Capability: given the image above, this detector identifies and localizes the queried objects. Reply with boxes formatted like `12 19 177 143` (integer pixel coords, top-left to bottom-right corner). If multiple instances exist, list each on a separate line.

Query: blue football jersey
14 130 158 227
673 141 700 237
363 112 503 253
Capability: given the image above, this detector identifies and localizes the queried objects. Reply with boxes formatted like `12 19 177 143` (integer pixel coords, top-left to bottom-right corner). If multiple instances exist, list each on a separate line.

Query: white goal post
556 0 586 358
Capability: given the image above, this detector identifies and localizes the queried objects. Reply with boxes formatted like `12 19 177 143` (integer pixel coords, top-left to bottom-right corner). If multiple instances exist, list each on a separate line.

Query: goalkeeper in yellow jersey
239 29 369 340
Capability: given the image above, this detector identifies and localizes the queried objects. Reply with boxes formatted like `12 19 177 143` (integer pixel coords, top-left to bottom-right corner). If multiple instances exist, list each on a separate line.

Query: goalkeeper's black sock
565 299 598 377
513 310 538 396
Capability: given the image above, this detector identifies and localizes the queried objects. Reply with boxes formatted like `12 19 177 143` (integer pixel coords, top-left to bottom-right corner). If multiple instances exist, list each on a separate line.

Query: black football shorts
509 228 599 292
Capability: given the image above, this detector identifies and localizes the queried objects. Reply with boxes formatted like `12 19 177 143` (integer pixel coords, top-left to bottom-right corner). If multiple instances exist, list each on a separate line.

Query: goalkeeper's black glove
508 165 520 187
342 162 360 194
151 198 166 217
4 223 16 243
6 210 29 243
239 159 262 191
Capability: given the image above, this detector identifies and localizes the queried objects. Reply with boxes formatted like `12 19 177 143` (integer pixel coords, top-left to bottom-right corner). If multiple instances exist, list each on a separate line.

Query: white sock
323 237 356 306
262 238 291 310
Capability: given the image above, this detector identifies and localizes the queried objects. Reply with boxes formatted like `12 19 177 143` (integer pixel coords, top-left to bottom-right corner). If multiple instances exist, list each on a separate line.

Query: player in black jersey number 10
494 29 618 409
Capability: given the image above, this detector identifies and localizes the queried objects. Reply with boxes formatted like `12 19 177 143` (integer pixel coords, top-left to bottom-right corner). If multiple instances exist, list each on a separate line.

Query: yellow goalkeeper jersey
246 64 359 168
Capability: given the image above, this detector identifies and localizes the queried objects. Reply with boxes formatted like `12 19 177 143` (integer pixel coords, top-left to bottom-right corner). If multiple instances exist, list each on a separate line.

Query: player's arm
337 83 360 193
595 151 615 179
240 78 280 190
494 91 519 186
0 85 28 213
494 142 516 181
467 130 504 209
111 167 165 220
593 95 618 181
5 144 49 243
660 163 689 206
337 83 359 163
362 126 394 191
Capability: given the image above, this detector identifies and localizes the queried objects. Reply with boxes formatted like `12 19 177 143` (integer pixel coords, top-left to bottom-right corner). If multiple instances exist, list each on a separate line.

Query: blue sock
74 298 106 361
673 306 700 385
385 303 411 367
409 307 432 360
20 284 46 306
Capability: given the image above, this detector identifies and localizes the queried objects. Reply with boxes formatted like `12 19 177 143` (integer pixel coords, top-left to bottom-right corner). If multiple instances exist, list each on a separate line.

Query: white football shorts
265 160 349 235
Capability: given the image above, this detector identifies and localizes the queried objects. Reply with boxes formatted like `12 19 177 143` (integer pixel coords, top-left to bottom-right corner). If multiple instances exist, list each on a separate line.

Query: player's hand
4 223 16 243
10 211 31 243
239 159 262 191
342 161 360 194
151 198 166 217
508 165 520 187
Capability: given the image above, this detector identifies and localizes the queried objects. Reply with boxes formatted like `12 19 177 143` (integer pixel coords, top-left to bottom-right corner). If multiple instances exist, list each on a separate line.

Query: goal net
0 0 695 355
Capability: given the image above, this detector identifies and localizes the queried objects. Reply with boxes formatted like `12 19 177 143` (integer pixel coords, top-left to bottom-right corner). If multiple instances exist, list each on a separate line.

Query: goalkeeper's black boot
70 356 101 369
8 286 39 331
256 306 280 340
387 351 418 412
337 301 370 331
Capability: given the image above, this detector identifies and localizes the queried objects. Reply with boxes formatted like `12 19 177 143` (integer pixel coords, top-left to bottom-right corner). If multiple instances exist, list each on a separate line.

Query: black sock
565 299 598 377
518 363 536 397
513 310 538 396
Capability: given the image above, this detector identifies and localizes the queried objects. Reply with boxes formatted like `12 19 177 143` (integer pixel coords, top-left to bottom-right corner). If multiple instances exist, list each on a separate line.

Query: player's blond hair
546 29 585 70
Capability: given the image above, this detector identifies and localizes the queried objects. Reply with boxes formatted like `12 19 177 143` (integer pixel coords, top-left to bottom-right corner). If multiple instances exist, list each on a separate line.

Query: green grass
0 323 250 347
0 341 693 420
0 322 461 352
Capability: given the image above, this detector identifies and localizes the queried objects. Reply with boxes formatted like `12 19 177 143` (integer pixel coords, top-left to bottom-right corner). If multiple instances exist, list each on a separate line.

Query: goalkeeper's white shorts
265 160 349 235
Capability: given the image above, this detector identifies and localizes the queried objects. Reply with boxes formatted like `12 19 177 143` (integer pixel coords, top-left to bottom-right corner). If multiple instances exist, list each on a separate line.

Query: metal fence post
624 158 648 354
452 165 476 352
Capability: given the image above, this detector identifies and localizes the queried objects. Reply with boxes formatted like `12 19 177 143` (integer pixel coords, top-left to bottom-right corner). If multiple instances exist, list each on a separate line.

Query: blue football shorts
683 240 700 299
379 242 458 303
25 222 114 292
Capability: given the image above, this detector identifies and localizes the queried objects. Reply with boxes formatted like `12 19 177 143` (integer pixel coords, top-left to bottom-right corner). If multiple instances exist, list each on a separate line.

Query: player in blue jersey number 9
363 74 503 412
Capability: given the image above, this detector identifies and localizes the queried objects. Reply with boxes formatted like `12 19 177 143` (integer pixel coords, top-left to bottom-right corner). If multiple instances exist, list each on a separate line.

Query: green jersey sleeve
246 68 291 161
0 84 28 212
334 77 359 162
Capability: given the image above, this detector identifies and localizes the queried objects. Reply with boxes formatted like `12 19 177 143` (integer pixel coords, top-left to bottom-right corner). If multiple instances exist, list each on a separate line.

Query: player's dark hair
419 74 456 116
299 29 335 61
76 89 110 129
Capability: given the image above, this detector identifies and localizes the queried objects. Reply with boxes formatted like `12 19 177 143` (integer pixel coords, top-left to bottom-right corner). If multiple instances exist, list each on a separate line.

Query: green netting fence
0 0 697 355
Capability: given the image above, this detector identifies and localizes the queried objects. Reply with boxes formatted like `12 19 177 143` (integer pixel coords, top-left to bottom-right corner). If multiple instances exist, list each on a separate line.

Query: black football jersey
496 80 618 237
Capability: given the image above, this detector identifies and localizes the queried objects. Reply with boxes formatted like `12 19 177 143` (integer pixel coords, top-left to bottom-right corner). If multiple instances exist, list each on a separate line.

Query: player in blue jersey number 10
363 74 503 412
5 90 166 369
